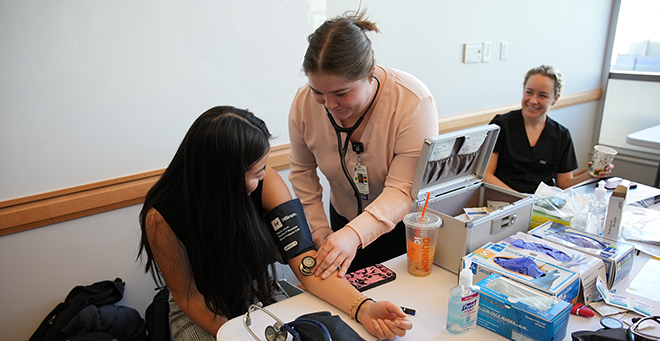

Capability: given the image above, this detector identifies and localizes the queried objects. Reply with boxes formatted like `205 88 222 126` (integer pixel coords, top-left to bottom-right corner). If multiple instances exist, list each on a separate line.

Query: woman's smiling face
521 74 559 120
307 72 375 124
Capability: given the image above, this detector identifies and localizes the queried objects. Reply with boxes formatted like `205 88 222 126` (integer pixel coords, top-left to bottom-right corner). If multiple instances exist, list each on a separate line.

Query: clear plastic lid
403 211 443 230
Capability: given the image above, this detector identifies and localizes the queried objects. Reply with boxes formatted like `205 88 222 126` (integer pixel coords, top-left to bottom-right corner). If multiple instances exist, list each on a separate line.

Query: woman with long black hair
138 106 411 340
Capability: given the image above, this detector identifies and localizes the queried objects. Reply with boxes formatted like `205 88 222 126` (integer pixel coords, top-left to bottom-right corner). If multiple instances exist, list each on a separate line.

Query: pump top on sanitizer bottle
446 258 480 334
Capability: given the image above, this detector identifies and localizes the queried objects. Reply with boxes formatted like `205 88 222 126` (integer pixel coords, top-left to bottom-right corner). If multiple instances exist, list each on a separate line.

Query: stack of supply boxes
462 220 635 341
528 221 635 288
466 231 606 305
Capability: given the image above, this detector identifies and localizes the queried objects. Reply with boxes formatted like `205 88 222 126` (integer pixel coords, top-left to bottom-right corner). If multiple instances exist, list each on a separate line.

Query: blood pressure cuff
571 328 628 341
265 198 316 262
294 311 365 341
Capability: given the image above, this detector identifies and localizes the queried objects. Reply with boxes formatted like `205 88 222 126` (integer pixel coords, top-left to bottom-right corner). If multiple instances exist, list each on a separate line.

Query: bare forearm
289 251 361 314
557 169 591 189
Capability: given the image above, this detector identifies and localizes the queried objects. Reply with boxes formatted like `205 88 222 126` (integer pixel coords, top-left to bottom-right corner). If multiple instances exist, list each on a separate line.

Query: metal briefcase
411 124 533 274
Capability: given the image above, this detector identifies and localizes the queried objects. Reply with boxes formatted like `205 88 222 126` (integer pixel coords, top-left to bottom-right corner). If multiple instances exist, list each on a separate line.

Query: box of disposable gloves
528 221 635 288
498 232 606 305
464 241 581 303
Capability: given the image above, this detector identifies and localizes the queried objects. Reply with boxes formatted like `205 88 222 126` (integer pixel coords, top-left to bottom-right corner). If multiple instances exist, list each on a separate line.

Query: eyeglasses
628 316 660 341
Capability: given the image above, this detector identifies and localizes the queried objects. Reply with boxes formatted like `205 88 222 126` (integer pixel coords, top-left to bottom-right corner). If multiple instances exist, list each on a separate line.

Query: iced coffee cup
589 145 617 176
404 212 442 277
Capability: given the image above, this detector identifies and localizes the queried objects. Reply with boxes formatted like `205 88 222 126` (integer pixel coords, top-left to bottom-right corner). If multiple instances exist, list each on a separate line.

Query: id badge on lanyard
353 153 369 201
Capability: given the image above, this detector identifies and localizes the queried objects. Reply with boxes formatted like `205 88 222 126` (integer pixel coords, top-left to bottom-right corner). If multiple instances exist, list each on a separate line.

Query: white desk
626 124 660 187
217 252 654 340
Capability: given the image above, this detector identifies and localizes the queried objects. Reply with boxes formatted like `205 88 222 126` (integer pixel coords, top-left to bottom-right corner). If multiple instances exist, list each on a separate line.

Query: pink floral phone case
345 264 397 292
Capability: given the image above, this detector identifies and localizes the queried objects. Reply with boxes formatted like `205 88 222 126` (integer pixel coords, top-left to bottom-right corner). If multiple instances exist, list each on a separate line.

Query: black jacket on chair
29 278 146 341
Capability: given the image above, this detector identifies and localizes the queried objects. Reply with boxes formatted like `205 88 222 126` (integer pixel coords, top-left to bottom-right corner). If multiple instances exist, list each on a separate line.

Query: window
610 0 660 73
598 0 660 159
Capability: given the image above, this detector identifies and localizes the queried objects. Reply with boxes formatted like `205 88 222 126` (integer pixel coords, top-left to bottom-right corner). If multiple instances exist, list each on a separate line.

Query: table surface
626 124 660 187
626 124 660 149
217 251 654 340
570 177 660 204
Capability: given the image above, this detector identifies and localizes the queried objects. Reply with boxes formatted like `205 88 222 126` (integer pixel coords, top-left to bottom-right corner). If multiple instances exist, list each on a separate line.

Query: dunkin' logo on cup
413 236 433 271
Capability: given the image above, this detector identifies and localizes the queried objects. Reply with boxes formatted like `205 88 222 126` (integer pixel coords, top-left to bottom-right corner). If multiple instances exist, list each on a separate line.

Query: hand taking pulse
312 226 361 279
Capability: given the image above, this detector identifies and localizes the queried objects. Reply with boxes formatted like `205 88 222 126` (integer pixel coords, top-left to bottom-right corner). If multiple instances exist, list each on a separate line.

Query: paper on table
589 300 627 317
627 257 660 303
596 276 658 316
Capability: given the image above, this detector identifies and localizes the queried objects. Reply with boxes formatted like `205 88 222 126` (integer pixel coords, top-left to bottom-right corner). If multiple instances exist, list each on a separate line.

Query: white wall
0 1 613 340
0 205 152 340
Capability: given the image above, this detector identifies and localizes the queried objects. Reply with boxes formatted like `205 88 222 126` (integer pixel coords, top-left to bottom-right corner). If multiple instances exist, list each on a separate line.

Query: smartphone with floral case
345 264 397 292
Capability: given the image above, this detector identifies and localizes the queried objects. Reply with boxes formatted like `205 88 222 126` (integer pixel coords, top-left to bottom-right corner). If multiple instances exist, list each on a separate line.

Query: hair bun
345 9 380 33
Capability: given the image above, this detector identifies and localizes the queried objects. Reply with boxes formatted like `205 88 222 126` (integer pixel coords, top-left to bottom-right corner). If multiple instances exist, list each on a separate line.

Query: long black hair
138 106 280 319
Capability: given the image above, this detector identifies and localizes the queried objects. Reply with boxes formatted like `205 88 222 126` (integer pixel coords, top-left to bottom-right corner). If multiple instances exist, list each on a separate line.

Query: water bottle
585 180 608 236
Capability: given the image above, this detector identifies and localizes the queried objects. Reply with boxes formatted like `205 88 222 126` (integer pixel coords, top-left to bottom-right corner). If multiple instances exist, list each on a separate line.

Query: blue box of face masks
477 274 571 341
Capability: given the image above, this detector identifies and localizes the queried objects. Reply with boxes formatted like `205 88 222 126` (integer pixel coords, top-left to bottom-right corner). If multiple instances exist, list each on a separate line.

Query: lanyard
325 76 380 216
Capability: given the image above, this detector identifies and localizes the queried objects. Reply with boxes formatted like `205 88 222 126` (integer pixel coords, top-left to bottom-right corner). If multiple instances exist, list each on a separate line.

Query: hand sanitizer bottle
446 259 480 334
585 180 608 236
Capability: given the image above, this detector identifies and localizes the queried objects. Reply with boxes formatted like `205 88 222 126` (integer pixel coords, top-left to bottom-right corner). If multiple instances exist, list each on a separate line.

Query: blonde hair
524 65 564 98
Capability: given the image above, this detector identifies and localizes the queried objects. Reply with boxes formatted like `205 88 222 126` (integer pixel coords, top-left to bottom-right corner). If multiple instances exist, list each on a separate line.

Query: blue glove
509 238 572 263
562 253 587 269
493 256 544 277
554 231 606 249
530 270 561 289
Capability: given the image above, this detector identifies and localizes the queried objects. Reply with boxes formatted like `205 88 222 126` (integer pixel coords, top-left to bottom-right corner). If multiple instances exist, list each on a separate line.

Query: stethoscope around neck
325 75 380 216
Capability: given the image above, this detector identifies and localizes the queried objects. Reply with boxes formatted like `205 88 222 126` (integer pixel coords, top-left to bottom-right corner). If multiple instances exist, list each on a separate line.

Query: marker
571 303 595 317
401 306 416 316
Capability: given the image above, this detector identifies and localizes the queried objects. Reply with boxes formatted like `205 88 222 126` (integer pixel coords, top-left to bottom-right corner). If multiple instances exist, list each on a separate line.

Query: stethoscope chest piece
265 323 287 341
300 255 316 276
600 316 624 329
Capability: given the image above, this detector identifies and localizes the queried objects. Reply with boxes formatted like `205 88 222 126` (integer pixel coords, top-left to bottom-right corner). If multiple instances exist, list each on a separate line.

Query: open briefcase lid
411 124 500 205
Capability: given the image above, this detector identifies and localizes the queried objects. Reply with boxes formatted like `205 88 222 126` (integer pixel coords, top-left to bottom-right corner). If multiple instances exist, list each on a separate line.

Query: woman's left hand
359 300 412 340
588 162 615 178
314 227 360 279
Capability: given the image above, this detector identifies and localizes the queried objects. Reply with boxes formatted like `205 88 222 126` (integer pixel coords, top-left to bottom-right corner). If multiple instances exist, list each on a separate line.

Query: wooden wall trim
0 89 601 236
437 89 601 134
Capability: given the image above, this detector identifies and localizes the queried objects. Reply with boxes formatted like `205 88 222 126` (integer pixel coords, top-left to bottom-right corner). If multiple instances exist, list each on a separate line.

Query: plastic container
585 180 608 236
446 259 480 334
411 124 533 274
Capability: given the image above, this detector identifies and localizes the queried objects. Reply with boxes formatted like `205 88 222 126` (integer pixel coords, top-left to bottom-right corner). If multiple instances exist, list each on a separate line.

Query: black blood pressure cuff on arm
265 198 316 262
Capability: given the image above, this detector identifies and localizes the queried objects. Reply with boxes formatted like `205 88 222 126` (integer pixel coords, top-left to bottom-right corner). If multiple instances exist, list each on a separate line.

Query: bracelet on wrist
345 224 363 248
349 295 367 320
355 298 374 324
